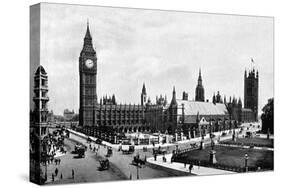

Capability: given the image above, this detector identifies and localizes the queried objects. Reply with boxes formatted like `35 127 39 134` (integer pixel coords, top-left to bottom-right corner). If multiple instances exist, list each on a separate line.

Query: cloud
31 3 274 115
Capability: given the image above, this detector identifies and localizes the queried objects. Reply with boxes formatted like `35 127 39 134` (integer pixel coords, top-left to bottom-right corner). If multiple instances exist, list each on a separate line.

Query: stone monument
209 139 217 164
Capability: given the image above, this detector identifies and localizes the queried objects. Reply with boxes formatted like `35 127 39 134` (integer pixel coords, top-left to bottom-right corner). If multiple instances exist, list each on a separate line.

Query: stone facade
78 23 258 143
244 69 259 121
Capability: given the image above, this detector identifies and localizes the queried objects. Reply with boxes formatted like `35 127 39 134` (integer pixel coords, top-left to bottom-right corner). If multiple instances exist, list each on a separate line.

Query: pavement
147 154 235 176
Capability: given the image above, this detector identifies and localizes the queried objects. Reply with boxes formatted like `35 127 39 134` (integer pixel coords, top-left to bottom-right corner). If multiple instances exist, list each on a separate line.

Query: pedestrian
60 173 63 179
189 163 193 173
72 169 75 179
52 173 54 182
129 173 132 180
198 160 200 169
55 168 58 176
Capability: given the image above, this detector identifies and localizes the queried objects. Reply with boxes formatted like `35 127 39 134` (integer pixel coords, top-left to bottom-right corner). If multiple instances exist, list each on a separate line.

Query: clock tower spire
79 21 97 127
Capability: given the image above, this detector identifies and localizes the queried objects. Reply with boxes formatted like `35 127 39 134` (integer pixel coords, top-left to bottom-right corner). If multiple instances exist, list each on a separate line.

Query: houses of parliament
78 23 258 143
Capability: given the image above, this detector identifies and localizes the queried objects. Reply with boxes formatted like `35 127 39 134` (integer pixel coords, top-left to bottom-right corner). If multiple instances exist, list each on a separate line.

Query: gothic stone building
78 23 258 143
78 23 146 143
30 65 50 184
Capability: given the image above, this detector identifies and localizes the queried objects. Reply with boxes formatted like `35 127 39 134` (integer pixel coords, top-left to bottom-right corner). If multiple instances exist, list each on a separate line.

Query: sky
30 3 274 116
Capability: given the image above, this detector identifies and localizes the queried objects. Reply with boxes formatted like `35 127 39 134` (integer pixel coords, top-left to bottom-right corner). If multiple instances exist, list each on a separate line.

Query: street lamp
136 164 140 179
244 153 249 172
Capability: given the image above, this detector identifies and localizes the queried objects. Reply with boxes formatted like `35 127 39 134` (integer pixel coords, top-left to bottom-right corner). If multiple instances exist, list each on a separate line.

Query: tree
261 98 274 134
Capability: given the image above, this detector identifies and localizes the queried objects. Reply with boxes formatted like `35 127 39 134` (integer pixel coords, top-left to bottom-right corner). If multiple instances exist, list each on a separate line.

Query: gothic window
35 91 39 98
89 76 94 84
247 88 252 96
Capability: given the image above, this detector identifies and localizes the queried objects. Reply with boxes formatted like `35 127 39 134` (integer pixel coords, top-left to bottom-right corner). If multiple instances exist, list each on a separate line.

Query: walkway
147 153 235 176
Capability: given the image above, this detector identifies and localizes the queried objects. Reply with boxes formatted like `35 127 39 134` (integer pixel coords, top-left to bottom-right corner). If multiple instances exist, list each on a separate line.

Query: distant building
141 83 147 106
182 91 188 101
63 109 75 121
47 110 55 122
195 69 205 102
244 69 259 121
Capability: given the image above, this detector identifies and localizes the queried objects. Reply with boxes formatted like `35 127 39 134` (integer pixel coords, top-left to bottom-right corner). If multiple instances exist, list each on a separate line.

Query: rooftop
176 100 229 116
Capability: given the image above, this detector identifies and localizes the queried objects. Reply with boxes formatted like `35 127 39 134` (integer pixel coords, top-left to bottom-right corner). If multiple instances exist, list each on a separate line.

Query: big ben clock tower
79 22 97 127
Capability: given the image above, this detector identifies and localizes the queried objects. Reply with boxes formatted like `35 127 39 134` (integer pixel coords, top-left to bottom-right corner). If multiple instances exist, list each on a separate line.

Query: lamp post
244 153 249 172
134 153 141 179
136 164 139 179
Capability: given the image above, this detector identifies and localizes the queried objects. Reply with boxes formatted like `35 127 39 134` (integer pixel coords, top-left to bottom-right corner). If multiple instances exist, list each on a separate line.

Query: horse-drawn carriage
105 147 113 157
98 158 109 170
74 144 86 158
121 145 135 154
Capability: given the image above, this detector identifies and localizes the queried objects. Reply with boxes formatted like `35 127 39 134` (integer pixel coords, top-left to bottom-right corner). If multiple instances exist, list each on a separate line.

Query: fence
173 156 273 173
220 140 273 148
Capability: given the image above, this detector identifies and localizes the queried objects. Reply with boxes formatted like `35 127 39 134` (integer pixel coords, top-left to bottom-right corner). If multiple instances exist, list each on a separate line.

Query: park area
221 137 273 148
174 145 273 172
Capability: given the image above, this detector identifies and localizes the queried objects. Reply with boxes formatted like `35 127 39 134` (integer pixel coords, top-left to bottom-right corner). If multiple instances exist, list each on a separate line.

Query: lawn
177 146 273 170
221 137 274 148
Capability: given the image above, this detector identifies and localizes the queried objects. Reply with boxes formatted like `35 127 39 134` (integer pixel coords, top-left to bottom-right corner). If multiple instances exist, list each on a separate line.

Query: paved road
45 138 127 185
69 133 190 181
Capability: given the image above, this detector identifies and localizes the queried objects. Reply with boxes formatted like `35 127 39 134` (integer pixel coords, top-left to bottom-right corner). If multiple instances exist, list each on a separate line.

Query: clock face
85 59 94 68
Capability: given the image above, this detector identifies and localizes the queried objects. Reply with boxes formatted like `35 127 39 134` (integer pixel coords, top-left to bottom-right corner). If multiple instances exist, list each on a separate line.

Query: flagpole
251 57 254 71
